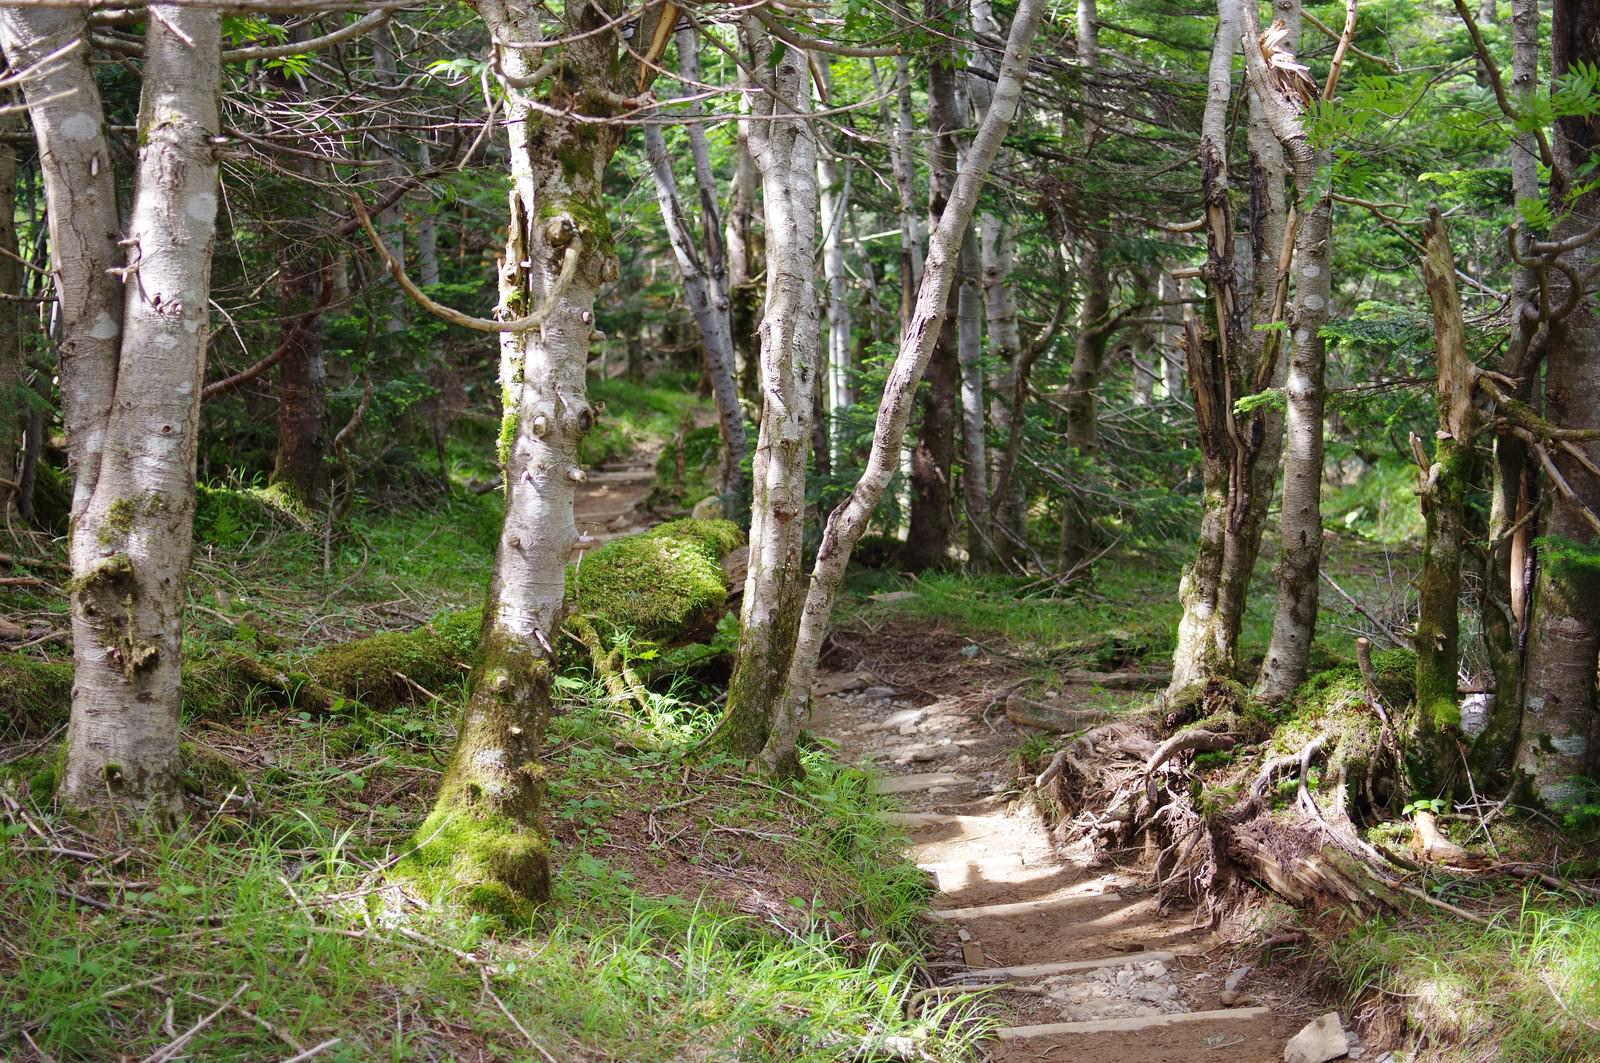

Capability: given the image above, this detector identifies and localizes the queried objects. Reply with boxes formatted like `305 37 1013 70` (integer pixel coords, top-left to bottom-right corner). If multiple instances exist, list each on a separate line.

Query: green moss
299 610 481 711
194 483 314 547
568 519 743 642
397 804 546 922
0 654 73 737
496 411 518 471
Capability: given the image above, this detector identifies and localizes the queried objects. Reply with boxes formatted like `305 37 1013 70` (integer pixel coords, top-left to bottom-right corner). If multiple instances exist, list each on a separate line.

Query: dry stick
277 1038 343 1063
183 988 303 1054
141 981 250 1063
348 192 581 334
481 968 562 1063
1320 569 1410 648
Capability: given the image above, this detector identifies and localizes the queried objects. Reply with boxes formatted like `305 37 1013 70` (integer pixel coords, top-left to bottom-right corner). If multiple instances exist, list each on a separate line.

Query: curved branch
1450 0 1557 177
223 5 401 63
753 8 900 58
349 193 580 334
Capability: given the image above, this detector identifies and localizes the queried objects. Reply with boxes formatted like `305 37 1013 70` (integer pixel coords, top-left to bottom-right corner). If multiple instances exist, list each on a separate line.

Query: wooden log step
933 892 1123 921
872 771 975 794
994 1005 1272 1039
954 950 1174 982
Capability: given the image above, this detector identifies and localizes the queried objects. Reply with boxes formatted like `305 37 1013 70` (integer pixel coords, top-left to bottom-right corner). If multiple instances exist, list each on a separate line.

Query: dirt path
572 457 657 549
811 667 1359 1063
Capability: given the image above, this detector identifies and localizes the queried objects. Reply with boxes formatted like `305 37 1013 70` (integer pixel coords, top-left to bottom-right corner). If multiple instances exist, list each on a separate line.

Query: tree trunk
271 247 330 505
956 230 992 567
0 117 20 522
407 0 668 905
757 0 1045 774
642 119 748 512
1248 2 1332 703
1473 0 1542 778
981 214 1027 559
725 75 763 409
1411 209 1477 797
678 27 750 513
1060 238 1111 574
904 0 963 572
818 95 853 469
1159 271 1186 403
717 19 821 766
2 3 223 827
1168 0 1296 694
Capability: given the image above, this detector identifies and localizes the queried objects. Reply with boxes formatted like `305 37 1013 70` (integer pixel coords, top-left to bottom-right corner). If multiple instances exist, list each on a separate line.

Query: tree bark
1060 237 1111 574
1167 0 1289 694
1245 2 1333 703
407 0 669 904
1473 0 1541 779
717 19 821 766
642 114 748 512
981 214 1027 558
0 117 21 522
1412 209 1477 797
270 243 330 505
904 0 964 572
757 0 1045 775
1515 0 1600 805
2 3 223 827
818 65 852 467
956 229 992 568
725 70 763 409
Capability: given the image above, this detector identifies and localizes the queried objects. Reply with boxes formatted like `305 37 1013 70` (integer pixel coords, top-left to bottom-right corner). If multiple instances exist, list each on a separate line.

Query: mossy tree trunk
718 17 821 760
407 0 669 906
980 214 1026 561
2 5 222 829
1409 210 1477 797
1167 0 1286 695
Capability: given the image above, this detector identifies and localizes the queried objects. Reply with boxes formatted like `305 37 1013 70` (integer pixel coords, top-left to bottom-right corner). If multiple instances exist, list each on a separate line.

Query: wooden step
954 950 1174 982
873 772 975 794
934 892 1123 921
995 1005 1272 1039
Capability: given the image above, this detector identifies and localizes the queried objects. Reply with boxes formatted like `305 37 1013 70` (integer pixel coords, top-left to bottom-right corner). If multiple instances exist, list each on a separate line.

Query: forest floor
810 610 1354 1062
5 377 1600 1060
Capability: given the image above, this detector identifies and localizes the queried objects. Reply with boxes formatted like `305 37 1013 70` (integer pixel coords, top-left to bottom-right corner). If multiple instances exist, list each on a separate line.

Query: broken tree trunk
1411 208 1476 797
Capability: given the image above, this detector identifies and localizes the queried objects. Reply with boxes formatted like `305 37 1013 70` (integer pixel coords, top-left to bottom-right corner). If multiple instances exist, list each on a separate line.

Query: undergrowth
0 652 988 1061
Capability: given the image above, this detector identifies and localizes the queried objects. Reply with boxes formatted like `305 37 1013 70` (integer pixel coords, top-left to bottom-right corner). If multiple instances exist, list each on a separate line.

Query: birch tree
716 18 821 762
1 4 223 826
399 0 674 904
756 0 1045 775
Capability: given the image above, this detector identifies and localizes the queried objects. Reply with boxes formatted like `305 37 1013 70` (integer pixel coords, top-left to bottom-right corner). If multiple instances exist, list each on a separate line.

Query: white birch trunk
956 230 991 565
643 117 747 509
817 67 853 464
2 4 222 826
718 19 822 763
757 0 1045 773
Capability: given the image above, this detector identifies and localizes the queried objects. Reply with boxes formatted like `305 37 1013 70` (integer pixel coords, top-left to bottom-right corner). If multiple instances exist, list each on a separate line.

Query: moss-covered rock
0 654 73 737
298 609 481 711
567 518 742 642
194 482 315 547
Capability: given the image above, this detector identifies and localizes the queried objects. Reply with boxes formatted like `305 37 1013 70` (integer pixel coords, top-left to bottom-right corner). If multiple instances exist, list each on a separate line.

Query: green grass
1329 896 1600 1061
841 560 1183 670
583 371 706 467
0 658 988 1061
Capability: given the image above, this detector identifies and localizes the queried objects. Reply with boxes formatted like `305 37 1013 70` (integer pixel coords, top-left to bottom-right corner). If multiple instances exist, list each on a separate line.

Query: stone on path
1284 1012 1349 1063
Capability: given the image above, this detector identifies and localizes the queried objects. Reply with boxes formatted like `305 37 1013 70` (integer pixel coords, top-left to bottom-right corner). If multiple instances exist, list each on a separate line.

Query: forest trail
572 456 658 548
812 669 1352 1063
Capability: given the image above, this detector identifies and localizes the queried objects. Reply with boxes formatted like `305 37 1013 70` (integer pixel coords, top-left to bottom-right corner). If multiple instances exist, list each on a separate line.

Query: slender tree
1 3 223 826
